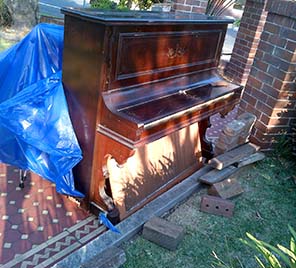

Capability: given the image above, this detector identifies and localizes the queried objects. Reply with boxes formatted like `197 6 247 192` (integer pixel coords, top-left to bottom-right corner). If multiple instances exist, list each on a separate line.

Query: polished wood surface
61 8 242 219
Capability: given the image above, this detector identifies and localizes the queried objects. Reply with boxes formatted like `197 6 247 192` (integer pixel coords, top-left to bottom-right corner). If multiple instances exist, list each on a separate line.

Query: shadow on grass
122 154 296 268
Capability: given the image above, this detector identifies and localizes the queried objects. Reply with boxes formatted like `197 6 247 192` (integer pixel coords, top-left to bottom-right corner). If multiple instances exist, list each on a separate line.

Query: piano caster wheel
19 182 25 189
107 207 120 225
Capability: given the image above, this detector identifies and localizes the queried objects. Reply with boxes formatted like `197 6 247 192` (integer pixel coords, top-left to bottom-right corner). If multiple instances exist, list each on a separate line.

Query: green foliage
205 0 236 16
90 0 162 10
90 0 118 10
233 18 241 27
272 133 293 160
0 0 12 27
241 225 296 268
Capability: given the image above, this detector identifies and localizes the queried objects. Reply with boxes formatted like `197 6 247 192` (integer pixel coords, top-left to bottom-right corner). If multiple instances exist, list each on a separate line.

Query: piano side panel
62 15 107 197
106 122 202 218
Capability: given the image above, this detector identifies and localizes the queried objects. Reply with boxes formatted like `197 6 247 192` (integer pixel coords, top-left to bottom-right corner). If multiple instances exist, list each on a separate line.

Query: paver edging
53 166 210 267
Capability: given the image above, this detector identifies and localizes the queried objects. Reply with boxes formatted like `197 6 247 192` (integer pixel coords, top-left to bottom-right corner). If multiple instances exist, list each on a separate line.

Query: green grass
0 37 14 52
122 154 296 268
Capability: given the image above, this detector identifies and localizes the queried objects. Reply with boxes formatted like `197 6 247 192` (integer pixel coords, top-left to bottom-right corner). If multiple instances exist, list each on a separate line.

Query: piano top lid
61 7 234 25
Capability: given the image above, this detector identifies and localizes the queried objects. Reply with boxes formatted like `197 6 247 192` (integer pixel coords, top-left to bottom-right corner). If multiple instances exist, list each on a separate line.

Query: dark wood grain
61 8 242 219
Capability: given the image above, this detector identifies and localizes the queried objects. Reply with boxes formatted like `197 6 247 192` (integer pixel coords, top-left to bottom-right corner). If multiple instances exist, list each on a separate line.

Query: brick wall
225 0 267 85
239 0 296 150
172 0 208 13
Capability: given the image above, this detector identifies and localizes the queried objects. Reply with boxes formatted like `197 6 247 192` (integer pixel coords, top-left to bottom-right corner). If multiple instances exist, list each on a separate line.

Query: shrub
241 225 296 268
0 0 12 27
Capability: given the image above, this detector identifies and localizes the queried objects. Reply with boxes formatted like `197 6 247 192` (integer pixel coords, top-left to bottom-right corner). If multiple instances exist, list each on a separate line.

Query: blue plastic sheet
0 23 84 197
99 213 121 234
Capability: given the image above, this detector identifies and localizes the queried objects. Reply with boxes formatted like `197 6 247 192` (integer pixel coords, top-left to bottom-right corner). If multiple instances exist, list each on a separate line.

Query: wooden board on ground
208 177 244 199
198 165 237 185
200 195 234 217
208 143 260 170
236 152 265 168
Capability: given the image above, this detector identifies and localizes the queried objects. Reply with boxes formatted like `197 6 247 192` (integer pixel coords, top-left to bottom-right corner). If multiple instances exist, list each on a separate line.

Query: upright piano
61 8 242 220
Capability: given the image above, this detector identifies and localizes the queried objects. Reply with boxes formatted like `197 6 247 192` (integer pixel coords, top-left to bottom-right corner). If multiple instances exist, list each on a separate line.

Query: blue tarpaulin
0 23 84 197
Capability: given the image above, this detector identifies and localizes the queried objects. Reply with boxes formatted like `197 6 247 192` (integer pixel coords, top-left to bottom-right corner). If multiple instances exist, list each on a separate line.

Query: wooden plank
198 165 237 185
208 143 260 170
200 195 234 217
236 152 265 168
208 178 244 199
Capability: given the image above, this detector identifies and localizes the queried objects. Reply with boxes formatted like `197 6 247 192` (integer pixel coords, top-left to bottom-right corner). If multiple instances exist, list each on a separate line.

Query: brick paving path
0 107 237 267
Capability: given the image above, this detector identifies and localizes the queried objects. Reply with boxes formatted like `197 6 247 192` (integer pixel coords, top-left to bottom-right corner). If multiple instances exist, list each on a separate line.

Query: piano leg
199 118 214 160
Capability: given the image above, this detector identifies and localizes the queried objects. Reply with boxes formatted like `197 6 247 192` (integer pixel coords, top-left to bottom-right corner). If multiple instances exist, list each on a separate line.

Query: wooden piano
61 8 242 220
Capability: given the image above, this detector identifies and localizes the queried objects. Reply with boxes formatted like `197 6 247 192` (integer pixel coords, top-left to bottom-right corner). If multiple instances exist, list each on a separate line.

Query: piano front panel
105 121 202 218
108 24 227 89
116 30 222 78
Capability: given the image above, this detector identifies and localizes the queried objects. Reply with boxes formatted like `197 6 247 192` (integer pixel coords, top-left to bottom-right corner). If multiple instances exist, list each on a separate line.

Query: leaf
291 237 296 263
258 240 293 267
289 225 296 251
243 233 282 268
255 256 267 268
277 244 296 262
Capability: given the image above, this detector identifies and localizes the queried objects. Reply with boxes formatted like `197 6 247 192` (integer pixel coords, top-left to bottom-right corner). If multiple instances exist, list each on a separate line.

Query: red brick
285 40 296 52
256 70 274 85
250 88 268 102
280 27 296 40
271 15 294 28
261 32 271 42
268 117 290 126
175 0 186 3
258 40 275 53
267 34 287 48
174 3 191 11
264 21 281 34
261 84 280 99
263 54 290 71
255 101 273 116
242 91 257 106
281 81 296 92
267 65 287 81
251 13 262 21
255 119 268 133
260 113 270 125
185 0 200 6
284 72 296 83
267 125 291 134
237 39 250 47
192 6 204 13
274 47 294 62
248 75 262 89
253 59 268 72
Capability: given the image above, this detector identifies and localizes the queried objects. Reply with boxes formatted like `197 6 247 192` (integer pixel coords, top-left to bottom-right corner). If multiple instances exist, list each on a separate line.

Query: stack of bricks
171 0 208 14
238 0 296 150
214 112 257 155
225 0 267 86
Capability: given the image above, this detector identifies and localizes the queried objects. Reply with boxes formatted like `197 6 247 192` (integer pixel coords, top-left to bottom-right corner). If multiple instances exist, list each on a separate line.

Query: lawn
0 37 13 52
122 148 296 268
